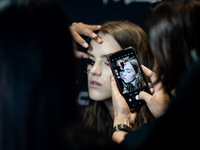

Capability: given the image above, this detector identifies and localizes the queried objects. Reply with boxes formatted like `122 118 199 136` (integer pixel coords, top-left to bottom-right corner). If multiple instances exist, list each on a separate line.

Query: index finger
70 22 102 43
141 65 157 83
83 24 103 44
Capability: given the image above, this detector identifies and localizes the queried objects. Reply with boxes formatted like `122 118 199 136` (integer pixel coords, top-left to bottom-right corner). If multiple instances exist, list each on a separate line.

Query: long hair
83 21 154 136
124 59 145 90
0 1 76 150
147 1 200 94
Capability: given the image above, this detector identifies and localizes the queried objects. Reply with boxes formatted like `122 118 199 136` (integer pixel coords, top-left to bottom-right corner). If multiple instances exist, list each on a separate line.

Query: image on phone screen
108 48 149 110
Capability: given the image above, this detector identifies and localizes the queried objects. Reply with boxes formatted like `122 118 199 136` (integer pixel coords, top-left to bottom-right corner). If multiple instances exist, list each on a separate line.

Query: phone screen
108 47 149 111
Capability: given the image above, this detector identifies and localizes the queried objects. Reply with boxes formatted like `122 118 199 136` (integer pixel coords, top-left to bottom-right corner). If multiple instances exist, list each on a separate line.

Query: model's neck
103 98 114 120
131 79 136 86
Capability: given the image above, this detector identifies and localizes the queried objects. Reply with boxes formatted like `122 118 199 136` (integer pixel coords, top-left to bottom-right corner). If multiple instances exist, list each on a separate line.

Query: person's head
84 21 154 135
0 1 76 149
87 21 152 102
148 0 200 94
123 59 139 83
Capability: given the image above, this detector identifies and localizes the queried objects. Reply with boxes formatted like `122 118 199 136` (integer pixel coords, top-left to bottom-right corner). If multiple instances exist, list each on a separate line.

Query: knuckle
71 22 78 26
77 22 83 25
71 22 78 30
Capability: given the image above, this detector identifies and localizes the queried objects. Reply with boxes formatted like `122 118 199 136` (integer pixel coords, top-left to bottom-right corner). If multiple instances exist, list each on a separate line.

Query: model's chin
124 80 131 83
88 88 111 101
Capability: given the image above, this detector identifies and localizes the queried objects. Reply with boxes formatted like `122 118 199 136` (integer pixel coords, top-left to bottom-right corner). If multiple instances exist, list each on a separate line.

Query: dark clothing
121 60 200 149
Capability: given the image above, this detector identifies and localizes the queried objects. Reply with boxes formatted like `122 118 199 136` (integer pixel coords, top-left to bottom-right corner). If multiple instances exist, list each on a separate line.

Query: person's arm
110 76 137 143
69 22 103 58
110 66 170 143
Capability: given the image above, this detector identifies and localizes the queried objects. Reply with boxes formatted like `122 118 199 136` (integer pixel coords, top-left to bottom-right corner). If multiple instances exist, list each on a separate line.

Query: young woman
122 59 146 93
83 21 154 136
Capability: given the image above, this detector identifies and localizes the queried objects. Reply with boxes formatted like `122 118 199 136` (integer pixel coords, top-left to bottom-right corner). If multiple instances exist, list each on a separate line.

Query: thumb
138 91 152 103
110 76 125 107
110 76 121 97
74 50 89 59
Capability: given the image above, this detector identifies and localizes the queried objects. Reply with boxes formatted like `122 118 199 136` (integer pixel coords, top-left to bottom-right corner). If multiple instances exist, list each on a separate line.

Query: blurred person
0 1 124 150
0 1 77 149
82 21 155 136
111 0 200 149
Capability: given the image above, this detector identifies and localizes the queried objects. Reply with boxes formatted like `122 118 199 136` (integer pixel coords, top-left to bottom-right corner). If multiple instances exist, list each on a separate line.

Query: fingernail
110 75 114 81
83 43 88 48
97 25 101 29
97 38 103 43
82 54 89 59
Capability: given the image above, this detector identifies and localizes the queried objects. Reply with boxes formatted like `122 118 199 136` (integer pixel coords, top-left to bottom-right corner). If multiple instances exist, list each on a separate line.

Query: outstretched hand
138 65 170 118
69 22 103 58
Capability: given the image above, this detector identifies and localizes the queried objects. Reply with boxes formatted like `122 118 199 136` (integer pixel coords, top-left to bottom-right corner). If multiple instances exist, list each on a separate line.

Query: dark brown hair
147 1 200 94
83 21 154 136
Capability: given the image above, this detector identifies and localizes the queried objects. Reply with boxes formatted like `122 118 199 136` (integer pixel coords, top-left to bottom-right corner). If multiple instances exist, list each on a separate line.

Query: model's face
87 33 121 101
123 62 136 83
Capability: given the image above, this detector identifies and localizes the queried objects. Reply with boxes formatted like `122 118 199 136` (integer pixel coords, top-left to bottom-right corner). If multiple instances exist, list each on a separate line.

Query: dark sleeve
121 60 200 150
120 120 157 149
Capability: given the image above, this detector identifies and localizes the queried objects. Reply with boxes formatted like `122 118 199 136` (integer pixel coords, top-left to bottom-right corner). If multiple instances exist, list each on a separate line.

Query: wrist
113 114 133 129
112 124 133 135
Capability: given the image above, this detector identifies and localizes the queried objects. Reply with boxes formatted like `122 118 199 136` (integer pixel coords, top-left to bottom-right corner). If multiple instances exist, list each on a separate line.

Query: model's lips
90 80 102 88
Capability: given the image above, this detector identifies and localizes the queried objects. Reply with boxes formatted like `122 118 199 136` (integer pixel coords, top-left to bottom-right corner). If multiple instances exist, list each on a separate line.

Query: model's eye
87 59 95 71
87 58 95 66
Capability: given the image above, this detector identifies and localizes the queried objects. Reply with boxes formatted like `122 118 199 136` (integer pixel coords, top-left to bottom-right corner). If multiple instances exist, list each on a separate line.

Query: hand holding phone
107 47 151 111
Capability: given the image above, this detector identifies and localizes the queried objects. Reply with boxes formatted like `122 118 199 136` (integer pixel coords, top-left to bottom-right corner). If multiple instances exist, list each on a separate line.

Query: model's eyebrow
87 52 108 59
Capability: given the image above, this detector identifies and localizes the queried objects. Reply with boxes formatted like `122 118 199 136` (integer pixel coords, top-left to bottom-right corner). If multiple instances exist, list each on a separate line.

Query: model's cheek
102 69 112 93
126 74 131 81
125 73 134 83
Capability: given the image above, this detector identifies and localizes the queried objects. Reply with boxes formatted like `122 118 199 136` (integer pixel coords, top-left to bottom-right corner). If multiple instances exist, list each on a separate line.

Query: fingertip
150 88 155 95
97 37 103 44
96 25 101 29
138 91 145 100
83 42 89 48
110 75 114 81
110 76 117 88
75 51 89 59
82 54 89 59
141 65 146 72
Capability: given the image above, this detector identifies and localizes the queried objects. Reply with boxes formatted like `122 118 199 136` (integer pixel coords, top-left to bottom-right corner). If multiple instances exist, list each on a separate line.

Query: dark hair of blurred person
148 0 200 95
0 0 77 149
0 1 127 150
115 1 200 149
